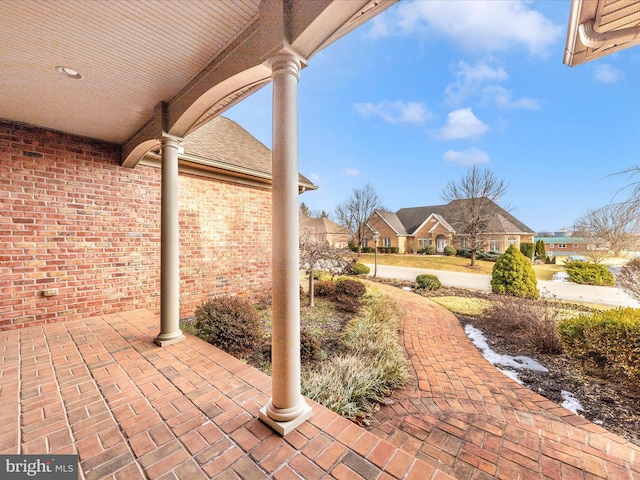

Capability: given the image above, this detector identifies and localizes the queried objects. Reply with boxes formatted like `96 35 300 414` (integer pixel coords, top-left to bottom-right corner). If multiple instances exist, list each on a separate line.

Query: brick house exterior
534 236 592 258
0 117 314 330
299 216 350 248
364 200 535 254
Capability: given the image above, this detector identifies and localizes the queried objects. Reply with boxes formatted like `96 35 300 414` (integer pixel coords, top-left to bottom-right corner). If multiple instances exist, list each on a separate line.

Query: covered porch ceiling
564 0 640 66
0 0 395 166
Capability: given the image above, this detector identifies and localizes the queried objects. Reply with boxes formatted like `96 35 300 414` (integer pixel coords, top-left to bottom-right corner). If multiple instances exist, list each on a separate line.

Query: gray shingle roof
374 210 408 235
300 216 350 235
395 199 534 235
181 116 316 188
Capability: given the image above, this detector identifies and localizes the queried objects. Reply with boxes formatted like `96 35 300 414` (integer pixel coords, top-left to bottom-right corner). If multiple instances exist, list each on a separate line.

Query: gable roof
395 199 534 236
300 216 349 235
372 210 409 236
151 116 316 190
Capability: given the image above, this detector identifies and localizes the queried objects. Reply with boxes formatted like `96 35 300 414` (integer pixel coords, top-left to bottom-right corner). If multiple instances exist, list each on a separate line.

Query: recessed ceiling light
55 66 83 80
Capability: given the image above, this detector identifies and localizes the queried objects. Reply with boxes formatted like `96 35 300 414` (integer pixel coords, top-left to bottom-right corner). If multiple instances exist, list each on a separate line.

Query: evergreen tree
491 245 539 299
534 239 546 261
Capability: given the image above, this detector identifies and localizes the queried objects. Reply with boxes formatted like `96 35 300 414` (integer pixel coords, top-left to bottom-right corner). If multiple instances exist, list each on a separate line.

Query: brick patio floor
367 282 640 479
0 284 638 479
0 307 451 479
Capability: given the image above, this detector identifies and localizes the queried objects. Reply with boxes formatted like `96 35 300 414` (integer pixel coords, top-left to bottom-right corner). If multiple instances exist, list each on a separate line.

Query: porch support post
259 51 312 435
155 134 186 347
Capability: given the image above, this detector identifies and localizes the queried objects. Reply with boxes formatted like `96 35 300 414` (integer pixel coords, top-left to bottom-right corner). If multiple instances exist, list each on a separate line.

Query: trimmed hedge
565 261 615 286
557 308 640 384
194 296 263 356
418 245 436 255
456 249 500 262
415 274 442 291
443 245 457 256
349 262 370 275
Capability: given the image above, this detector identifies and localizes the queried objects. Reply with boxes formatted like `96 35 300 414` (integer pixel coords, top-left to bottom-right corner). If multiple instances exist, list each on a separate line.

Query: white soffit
0 0 260 143
564 0 640 66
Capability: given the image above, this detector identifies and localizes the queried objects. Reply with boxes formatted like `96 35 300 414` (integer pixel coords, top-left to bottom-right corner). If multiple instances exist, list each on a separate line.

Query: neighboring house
0 116 315 330
535 235 601 258
299 216 350 248
364 199 535 254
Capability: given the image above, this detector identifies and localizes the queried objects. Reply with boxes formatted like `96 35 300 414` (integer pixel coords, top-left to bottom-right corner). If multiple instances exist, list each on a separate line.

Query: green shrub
557 308 640 384
313 280 336 297
535 239 546 261
418 245 436 255
565 261 614 286
443 245 457 256
194 296 263 356
349 262 370 275
390 247 399 254
520 242 534 260
335 278 366 298
415 274 442 290
313 270 331 280
491 245 539 299
362 246 374 253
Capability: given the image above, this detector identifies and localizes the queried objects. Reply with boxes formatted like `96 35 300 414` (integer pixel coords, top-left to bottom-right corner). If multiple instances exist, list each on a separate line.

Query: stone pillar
259 52 312 435
155 134 186 347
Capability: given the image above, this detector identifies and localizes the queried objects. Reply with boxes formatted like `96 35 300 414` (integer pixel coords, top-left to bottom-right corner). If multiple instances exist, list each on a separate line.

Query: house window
488 238 500 252
573 244 579 248
507 236 517 247
558 243 566 248
548 243 554 248
460 237 467 249
418 238 427 248
383 237 391 248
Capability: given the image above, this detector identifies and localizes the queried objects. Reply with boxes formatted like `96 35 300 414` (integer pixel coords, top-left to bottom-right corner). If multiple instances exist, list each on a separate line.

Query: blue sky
226 1 640 233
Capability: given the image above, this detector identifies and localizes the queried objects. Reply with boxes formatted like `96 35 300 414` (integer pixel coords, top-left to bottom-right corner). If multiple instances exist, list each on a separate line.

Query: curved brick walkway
367 282 640 479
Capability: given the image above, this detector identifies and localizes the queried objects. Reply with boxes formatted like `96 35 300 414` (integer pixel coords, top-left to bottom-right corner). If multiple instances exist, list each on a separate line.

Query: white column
155 134 186 347
259 52 312 435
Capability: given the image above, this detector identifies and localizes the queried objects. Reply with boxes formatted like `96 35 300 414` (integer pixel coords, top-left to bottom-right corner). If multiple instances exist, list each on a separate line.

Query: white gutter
578 18 640 49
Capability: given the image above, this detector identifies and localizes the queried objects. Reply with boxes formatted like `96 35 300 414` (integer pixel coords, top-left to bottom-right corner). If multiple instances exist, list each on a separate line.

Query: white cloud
354 100 433 124
443 148 490 166
445 60 508 104
341 168 360 176
594 64 624 84
429 108 490 141
482 85 540 110
369 0 562 57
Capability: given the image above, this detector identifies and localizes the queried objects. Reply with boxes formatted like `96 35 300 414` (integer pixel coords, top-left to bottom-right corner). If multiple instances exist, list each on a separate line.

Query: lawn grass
358 253 565 281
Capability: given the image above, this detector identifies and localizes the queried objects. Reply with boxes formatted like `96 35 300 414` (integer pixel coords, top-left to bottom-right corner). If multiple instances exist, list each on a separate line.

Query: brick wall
0 120 272 330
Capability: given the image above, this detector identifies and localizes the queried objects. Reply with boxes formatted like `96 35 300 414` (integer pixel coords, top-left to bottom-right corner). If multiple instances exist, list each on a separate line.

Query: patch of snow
552 272 571 282
402 286 412 291
561 390 585 415
498 368 522 384
464 324 549 373
594 419 604 425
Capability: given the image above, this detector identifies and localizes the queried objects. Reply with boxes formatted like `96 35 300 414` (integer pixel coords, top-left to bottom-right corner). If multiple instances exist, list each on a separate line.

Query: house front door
436 236 447 253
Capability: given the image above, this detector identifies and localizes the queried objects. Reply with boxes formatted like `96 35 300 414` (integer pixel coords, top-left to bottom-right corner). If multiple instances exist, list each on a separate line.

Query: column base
259 398 313 436
154 331 186 347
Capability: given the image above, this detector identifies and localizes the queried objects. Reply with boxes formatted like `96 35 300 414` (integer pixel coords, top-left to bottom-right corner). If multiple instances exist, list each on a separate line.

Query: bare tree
334 183 383 253
616 258 640 302
574 204 640 261
442 166 508 266
299 240 354 306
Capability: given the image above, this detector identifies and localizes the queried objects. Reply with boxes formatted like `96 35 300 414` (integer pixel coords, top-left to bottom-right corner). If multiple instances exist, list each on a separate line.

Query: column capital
158 132 184 146
267 50 303 80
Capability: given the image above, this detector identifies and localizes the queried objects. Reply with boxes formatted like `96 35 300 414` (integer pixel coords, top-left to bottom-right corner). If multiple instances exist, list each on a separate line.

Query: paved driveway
365 264 640 308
